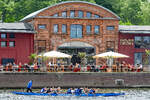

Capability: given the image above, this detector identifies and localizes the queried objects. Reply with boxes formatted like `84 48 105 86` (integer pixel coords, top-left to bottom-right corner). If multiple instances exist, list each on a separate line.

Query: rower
84 88 89 94
89 88 95 94
46 87 52 93
56 87 62 94
52 87 58 94
74 88 82 95
67 88 72 94
40 87 47 93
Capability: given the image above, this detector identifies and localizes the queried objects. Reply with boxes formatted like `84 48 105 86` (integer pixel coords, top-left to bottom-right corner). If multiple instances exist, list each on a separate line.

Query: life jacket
27 80 32 88
75 88 81 95
67 89 72 94
89 89 95 94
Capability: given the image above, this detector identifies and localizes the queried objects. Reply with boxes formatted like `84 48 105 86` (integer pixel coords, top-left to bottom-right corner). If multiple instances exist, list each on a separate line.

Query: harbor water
0 88 150 100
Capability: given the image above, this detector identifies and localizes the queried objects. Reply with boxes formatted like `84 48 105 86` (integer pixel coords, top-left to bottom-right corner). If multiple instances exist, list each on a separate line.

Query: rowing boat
12 91 125 97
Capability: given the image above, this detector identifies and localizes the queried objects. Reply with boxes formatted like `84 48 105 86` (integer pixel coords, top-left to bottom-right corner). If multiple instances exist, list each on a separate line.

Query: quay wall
0 72 150 88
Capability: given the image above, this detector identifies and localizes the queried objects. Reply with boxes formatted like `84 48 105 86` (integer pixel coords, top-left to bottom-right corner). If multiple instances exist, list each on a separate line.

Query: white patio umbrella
93 51 129 67
38 50 71 66
93 51 129 59
40 50 71 58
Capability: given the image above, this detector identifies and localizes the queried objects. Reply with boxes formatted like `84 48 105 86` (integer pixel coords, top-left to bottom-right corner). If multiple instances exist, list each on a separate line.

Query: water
0 89 150 100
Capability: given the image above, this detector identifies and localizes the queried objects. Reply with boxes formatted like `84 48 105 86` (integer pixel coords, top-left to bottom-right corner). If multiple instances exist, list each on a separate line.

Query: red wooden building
119 25 150 65
0 23 35 65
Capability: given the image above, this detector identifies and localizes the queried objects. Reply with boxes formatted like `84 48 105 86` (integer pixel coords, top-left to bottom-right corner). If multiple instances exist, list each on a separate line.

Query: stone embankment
0 72 150 89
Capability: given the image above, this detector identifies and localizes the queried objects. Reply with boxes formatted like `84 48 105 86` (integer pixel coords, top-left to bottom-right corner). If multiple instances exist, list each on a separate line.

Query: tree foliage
95 0 150 25
0 0 149 25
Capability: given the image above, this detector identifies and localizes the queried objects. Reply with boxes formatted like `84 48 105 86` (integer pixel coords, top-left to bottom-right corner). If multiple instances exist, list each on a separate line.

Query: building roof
20 1 120 21
0 23 36 33
119 25 150 34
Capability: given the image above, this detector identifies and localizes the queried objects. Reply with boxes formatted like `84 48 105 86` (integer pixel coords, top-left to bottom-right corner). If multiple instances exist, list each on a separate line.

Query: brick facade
25 1 119 65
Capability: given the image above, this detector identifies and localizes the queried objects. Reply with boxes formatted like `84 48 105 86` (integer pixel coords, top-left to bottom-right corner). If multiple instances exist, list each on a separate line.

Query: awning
58 41 94 48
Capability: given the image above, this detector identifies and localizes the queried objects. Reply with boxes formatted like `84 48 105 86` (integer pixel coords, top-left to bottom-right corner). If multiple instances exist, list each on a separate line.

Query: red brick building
21 1 120 65
0 23 35 65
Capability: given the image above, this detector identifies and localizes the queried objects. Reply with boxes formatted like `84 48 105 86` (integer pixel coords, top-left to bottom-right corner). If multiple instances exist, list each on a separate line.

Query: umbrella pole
53 58 56 72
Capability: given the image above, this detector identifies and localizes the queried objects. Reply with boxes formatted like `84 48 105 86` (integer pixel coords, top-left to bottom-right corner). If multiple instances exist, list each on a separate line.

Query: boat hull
12 91 125 97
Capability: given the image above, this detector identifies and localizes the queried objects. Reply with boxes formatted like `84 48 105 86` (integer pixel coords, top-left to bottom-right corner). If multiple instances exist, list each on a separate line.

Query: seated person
74 88 84 95
89 88 95 94
52 87 58 94
67 88 72 94
86 65 91 72
74 88 80 95
40 87 48 93
56 87 62 94
100 63 108 72
137 63 143 72
83 88 89 94
46 87 52 93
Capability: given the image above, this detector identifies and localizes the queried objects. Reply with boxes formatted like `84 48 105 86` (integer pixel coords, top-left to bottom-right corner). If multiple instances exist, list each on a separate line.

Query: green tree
144 49 150 65
0 0 15 22
95 0 120 13
119 0 143 25
78 52 87 67
140 1 150 25
28 53 37 65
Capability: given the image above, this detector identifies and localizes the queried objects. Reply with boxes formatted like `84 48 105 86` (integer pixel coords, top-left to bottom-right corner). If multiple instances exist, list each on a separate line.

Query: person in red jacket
18 62 22 72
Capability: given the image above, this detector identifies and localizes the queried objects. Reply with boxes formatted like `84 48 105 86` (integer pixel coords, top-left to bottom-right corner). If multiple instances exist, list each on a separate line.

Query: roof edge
20 1 120 21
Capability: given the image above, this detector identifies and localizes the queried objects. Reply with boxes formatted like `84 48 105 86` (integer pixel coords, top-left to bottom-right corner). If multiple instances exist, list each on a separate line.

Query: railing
0 65 147 72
